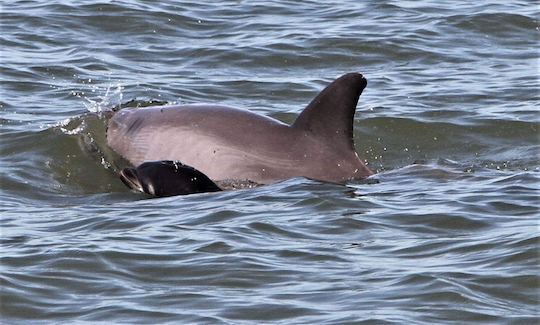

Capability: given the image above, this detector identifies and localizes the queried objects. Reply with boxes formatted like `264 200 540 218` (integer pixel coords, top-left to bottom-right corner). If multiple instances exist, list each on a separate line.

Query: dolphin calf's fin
292 73 367 151
120 160 222 197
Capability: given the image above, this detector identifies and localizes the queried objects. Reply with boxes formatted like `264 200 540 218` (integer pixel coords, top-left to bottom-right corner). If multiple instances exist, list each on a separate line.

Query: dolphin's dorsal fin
292 73 367 150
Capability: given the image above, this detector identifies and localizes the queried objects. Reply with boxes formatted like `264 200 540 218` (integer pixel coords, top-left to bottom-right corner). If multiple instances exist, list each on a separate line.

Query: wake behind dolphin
107 73 373 196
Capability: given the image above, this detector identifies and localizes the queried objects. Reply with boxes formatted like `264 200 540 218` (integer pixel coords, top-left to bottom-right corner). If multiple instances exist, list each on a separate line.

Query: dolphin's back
107 73 373 184
107 104 297 183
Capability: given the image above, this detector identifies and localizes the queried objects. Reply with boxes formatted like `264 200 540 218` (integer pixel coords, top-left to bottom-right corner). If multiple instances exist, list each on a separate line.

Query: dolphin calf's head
120 161 222 197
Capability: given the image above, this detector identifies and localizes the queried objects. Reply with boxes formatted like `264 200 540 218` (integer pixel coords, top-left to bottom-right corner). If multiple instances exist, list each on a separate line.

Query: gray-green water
1 1 539 324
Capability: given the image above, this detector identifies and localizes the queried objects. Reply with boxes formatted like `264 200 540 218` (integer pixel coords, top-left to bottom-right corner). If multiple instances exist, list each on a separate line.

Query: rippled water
1 1 539 324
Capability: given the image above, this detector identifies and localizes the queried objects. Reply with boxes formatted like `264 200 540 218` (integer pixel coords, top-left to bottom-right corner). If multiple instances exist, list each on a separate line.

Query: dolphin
107 72 373 196
119 160 222 196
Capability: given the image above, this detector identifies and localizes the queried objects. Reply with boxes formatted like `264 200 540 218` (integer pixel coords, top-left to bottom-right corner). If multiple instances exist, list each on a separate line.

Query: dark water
1 1 539 324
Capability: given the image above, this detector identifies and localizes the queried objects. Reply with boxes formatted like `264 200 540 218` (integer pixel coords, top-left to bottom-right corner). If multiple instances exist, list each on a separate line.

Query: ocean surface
1 1 539 324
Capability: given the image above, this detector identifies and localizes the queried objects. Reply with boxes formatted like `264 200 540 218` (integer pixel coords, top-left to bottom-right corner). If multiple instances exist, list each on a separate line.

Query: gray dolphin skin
107 72 373 194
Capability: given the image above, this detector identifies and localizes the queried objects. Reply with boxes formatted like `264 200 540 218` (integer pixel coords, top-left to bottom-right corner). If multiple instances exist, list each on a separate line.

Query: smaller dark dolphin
120 161 222 197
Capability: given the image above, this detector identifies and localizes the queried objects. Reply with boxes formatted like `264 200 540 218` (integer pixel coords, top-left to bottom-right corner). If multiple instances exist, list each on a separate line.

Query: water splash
82 83 125 114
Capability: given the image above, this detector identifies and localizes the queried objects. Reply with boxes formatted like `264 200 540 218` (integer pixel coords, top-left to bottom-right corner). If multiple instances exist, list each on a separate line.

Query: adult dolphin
107 72 373 196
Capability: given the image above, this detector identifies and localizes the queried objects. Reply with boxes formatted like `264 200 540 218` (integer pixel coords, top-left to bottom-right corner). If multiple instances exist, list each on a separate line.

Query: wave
1 98 537 206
